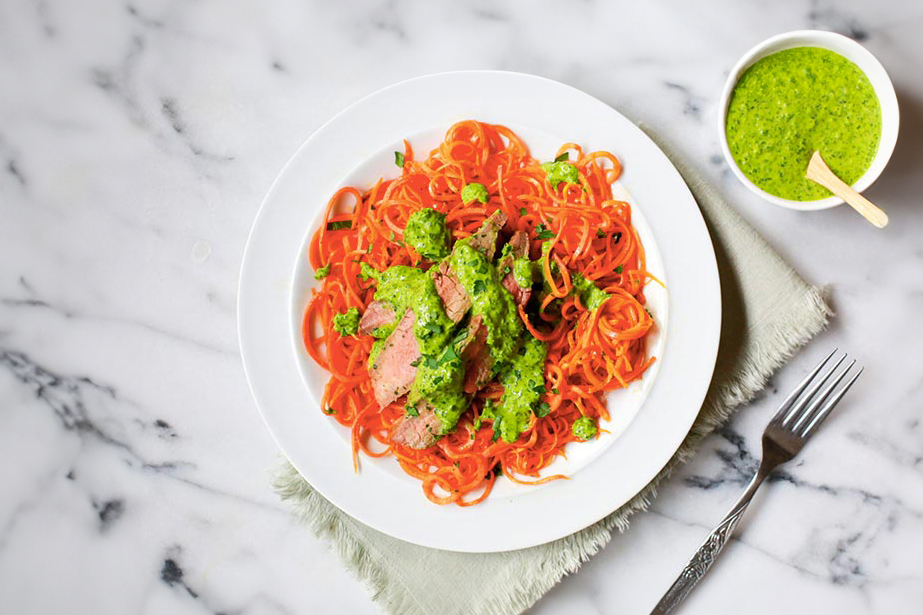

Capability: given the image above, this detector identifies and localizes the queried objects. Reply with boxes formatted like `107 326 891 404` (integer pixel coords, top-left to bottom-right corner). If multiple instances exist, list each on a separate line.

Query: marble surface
2 0 922 613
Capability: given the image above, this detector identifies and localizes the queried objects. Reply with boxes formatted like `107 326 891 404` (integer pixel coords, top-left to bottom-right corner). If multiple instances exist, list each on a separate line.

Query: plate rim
238 70 721 552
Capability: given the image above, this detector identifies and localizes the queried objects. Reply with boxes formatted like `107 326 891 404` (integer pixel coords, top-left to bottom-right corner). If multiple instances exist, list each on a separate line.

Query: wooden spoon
806 151 889 228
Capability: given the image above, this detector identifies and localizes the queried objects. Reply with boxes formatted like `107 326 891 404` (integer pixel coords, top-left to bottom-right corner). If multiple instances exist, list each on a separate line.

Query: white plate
239 71 721 552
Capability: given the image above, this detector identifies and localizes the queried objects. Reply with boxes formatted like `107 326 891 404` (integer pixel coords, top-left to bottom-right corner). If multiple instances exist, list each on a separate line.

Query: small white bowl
717 30 899 210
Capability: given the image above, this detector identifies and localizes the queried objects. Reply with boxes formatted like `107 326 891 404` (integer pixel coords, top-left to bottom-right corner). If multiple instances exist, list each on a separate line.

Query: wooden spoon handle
806 151 889 228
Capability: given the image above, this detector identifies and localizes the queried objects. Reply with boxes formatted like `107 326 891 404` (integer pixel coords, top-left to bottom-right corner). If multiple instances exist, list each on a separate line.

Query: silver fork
651 350 863 614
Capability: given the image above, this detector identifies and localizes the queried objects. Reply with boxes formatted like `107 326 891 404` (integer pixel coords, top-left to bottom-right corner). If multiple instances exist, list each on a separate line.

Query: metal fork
651 350 863 614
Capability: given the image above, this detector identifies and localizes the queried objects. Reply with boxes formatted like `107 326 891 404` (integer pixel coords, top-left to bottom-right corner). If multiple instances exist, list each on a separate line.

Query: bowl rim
717 29 900 211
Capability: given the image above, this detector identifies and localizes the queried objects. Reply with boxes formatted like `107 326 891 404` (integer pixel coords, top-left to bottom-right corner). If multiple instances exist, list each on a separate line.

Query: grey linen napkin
272 133 831 615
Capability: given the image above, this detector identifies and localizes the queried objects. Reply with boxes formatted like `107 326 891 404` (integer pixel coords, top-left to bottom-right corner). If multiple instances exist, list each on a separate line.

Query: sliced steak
460 317 492 393
358 300 396 335
369 309 418 408
467 209 508 260
433 260 471 323
391 403 441 450
498 231 532 307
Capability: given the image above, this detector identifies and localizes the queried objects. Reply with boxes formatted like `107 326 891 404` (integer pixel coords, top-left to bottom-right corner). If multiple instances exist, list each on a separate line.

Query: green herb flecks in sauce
571 273 610 311
725 47 881 201
332 307 360 336
448 241 523 368
513 258 533 289
314 264 331 280
572 416 597 440
461 182 489 204
493 335 548 443
404 208 451 261
541 160 580 190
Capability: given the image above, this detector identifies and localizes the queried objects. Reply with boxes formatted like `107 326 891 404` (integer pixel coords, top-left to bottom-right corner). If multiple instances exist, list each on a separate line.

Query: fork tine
791 359 857 433
781 352 846 427
801 366 863 437
772 348 837 425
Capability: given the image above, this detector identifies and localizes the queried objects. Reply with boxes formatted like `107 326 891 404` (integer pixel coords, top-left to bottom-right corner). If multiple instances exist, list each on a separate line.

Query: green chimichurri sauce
447 241 523 368
571 273 610 311
332 307 360 336
404 208 451 260
513 258 532 289
725 47 881 201
314 264 331 280
541 160 580 190
492 335 548 443
461 182 489 204
572 416 597 440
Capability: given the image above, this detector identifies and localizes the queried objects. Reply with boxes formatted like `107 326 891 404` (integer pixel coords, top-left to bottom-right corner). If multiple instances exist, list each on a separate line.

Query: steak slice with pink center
391 403 441 450
466 210 507 260
358 300 396 335
369 308 418 408
460 317 491 393
433 260 471 323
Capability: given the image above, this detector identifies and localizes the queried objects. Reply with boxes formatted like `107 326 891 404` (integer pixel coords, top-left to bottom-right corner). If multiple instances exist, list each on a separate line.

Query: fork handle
650 468 769 614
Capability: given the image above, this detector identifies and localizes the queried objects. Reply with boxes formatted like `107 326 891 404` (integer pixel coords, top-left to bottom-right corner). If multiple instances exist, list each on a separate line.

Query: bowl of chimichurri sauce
718 30 899 210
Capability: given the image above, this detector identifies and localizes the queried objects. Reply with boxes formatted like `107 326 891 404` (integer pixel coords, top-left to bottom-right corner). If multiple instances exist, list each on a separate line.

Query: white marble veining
2 0 922 613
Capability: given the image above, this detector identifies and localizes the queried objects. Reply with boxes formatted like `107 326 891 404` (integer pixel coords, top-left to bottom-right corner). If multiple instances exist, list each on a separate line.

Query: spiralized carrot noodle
303 120 657 506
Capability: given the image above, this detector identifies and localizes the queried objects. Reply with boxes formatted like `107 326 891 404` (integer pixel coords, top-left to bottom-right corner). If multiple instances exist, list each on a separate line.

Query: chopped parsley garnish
394 151 405 167
596 228 606 239
491 415 503 442
519 207 528 216
615 265 623 274
421 321 444 338
438 345 459 365
326 220 351 231
534 224 555 240
451 328 470 347
411 354 439 369
405 404 419 417
554 152 569 162
535 402 551 417
314 264 331 280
